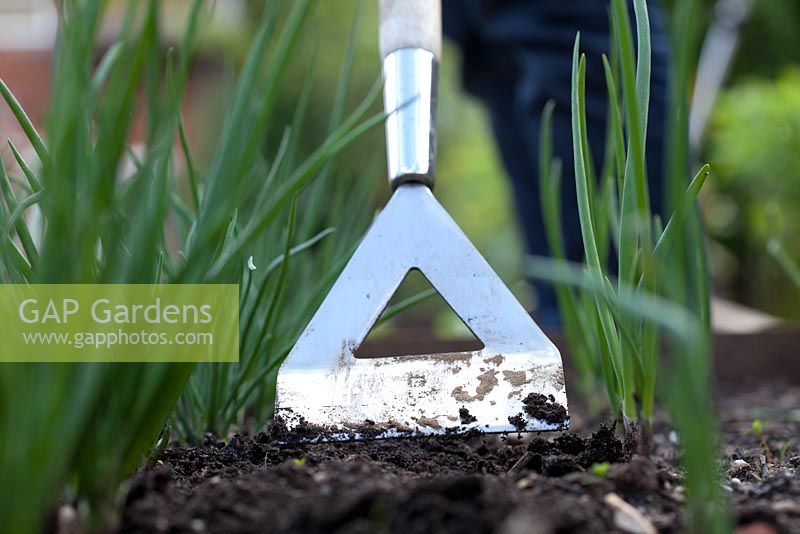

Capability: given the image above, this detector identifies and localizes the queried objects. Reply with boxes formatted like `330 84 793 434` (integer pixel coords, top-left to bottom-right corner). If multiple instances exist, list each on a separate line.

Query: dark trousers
443 0 670 326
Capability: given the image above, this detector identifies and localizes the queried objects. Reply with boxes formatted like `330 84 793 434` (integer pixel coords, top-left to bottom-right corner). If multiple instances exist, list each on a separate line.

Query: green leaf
652 164 710 259
0 79 48 163
0 158 39 268
8 140 43 193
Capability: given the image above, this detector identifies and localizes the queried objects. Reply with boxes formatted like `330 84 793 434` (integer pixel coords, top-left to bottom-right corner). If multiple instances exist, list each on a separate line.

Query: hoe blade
274 184 568 442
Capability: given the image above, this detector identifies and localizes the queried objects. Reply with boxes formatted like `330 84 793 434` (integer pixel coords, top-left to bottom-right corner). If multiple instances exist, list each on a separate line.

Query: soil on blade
522 392 569 425
459 407 477 425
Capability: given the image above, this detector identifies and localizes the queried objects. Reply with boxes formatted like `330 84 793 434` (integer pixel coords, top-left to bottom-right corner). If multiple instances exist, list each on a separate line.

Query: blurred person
442 0 670 326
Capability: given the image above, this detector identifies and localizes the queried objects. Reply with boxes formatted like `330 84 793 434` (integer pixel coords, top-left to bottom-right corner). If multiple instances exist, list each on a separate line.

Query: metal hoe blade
275 184 568 442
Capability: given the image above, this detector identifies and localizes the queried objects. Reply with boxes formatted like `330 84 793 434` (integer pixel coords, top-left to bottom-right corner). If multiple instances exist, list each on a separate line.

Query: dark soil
522 392 569 425
459 407 477 425
118 382 800 534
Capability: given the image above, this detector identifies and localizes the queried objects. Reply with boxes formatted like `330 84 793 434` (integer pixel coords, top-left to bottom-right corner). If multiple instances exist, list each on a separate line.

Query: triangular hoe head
274 184 568 442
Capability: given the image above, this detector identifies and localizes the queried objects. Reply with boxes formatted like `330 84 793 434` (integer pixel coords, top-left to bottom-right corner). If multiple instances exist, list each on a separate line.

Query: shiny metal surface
275 185 568 441
382 48 437 189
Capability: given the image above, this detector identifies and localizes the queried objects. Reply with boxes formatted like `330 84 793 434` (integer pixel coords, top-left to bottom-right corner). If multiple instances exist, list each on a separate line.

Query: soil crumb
459 407 477 425
522 392 569 424
508 413 527 432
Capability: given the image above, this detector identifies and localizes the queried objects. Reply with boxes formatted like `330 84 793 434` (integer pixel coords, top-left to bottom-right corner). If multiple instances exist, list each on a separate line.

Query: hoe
275 0 568 441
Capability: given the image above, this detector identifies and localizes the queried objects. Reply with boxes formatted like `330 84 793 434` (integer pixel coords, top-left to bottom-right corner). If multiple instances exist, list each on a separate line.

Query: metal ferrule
382 48 438 190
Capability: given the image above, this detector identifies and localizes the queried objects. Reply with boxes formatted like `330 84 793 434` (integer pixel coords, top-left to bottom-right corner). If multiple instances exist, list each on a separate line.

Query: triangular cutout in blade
275 184 567 442
355 268 484 358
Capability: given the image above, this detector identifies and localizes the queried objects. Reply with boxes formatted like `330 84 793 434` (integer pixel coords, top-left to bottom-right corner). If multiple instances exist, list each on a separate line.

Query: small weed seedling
750 419 773 463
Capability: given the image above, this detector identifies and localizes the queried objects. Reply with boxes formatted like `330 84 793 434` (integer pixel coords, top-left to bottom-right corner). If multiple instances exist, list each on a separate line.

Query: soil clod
580 424 625 466
521 392 568 425
508 413 527 432
540 454 583 477
459 407 477 425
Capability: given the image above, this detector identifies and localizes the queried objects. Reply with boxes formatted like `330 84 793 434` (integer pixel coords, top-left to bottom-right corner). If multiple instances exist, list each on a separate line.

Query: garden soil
117 381 799 534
